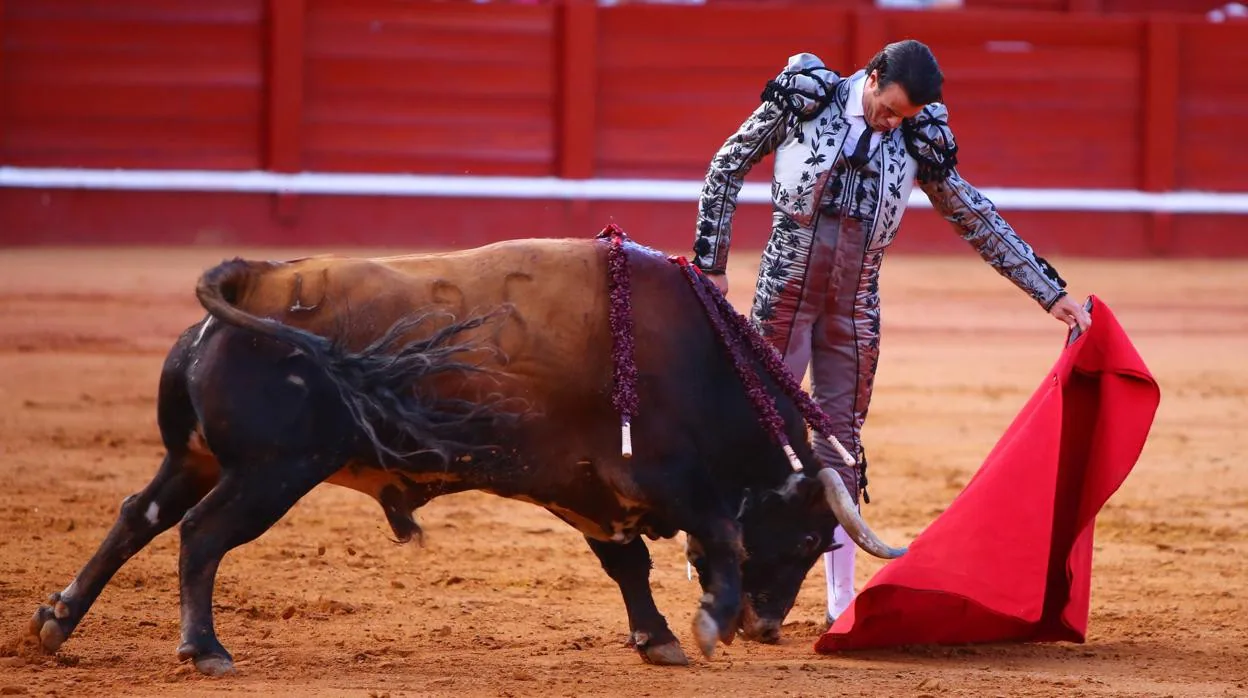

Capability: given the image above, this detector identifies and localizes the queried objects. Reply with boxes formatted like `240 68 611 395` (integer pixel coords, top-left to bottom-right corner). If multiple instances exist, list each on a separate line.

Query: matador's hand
1050 294 1092 332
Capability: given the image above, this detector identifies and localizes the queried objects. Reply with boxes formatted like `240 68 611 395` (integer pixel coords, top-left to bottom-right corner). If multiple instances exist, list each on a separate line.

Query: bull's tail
195 257 312 347
194 257 512 468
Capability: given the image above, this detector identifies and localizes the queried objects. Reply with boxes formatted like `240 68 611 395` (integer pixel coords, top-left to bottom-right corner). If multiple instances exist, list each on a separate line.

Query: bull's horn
816 469 907 559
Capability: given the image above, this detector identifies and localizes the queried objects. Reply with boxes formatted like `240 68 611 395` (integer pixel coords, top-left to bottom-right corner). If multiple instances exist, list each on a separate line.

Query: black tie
848 126 873 169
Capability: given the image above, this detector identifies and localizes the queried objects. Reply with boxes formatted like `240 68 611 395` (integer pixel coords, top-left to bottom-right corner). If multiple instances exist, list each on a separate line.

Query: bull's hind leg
30 449 218 653
586 537 689 666
174 458 335 676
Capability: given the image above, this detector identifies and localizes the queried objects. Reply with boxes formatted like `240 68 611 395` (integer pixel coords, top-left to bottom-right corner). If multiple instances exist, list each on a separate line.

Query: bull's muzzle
738 598 783 644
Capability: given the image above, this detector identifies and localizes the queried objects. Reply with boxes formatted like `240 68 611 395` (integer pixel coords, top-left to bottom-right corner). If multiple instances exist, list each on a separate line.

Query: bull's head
733 469 906 643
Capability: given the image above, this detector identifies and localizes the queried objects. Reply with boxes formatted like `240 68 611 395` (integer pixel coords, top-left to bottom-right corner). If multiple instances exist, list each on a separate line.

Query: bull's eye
800 533 821 555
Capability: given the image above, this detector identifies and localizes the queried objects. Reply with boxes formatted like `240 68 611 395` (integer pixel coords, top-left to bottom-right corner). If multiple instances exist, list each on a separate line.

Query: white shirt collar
846 71 867 119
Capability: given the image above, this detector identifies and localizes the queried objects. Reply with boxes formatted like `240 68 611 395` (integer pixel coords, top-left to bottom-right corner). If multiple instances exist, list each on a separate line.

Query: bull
28 231 906 675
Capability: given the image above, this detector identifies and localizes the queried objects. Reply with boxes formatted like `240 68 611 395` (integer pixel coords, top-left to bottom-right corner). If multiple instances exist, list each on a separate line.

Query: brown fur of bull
28 237 904 675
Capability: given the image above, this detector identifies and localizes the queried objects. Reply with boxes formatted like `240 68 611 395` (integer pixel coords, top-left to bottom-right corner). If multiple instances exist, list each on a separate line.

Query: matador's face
863 69 925 132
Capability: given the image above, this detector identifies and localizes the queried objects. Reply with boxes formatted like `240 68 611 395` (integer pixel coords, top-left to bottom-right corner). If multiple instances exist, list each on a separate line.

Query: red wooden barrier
557 0 597 179
301 0 558 176
866 9 1143 190
935 0 1219 12
1176 19 1248 191
0 0 6 157
265 0 304 174
265 0 305 221
2 0 264 169
4 1 1245 185
1 0 1247 255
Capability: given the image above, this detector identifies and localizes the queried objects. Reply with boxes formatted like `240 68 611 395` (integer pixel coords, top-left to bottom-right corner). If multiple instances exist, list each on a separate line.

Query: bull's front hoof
628 631 689 666
691 609 719 659
640 641 689 666
194 655 237 677
29 594 72 653
178 641 236 677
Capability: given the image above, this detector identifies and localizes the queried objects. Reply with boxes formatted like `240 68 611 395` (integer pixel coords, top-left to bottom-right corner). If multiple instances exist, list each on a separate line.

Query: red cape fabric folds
815 296 1159 652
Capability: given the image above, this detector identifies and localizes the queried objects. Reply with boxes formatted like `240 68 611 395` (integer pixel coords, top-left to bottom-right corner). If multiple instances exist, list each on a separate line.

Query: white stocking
824 525 856 621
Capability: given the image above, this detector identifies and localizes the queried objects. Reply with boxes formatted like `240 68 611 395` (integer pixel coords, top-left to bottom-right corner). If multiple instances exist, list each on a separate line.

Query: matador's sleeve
908 103 1068 311
693 52 835 273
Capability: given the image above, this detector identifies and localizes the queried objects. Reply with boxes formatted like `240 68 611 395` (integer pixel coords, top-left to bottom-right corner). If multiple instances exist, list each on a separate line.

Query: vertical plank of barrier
556 0 597 234
556 0 597 180
265 0 306 222
0 0 7 163
1141 16 1180 255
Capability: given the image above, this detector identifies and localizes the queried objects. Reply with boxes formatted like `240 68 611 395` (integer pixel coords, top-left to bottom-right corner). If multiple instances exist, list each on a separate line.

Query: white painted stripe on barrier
3 166 1248 214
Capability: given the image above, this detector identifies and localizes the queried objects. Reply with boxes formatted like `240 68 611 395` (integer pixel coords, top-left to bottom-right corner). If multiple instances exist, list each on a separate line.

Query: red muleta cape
816 296 1159 652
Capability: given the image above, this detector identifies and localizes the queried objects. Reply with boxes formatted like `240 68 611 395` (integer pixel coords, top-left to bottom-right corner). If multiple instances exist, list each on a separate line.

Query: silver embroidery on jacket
695 53 1068 488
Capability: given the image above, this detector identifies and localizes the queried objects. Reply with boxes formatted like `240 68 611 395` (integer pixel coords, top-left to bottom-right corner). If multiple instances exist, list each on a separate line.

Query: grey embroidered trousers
750 209 881 501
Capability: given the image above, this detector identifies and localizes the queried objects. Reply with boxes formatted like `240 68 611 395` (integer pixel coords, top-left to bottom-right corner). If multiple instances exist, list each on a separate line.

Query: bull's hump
376 238 600 276
229 241 610 381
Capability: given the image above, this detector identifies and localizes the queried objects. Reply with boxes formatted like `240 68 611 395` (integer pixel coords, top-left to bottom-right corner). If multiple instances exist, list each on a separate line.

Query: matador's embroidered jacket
693 53 1068 315
692 53 1068 495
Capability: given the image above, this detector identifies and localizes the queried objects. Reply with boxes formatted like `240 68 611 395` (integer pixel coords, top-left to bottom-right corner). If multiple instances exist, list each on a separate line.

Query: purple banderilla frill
594 223 861 483
596 223 639 457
